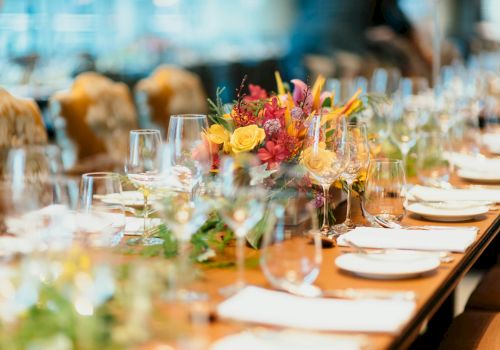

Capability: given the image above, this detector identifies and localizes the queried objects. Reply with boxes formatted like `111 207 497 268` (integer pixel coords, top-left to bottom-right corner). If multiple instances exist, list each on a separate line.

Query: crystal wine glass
216 154 266 295
301 114 348 236
390 100 418 170
362 159 406 227
155 188 212 301
166 114 212 196
77 172 125 248
332 123 370 234
260 165 322 294
125 129 163 245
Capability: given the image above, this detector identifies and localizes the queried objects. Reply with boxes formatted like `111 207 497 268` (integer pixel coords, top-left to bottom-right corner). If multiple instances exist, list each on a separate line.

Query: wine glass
362 159 406 227
216 154 266 295
2 176 78 253
301 114 348 236
4 144 64 186
77 172 125 248
416 132 451 188
260 165 322 294
155 188 212 301
125 129 163 245
166 114 212 195
390 100 418 171
332 123 370 234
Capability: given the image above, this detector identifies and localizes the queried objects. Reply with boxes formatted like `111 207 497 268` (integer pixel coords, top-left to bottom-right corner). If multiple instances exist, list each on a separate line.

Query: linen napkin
210 329 366 350
216 286 415 333
408 185 500 203
447 153 500 172
483 133 500 154
338 227 477 253
124 216 162 235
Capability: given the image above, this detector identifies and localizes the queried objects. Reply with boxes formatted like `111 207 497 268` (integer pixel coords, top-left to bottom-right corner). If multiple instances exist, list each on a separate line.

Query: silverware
343 238 454 263
287 283 417 301
374 215 479 233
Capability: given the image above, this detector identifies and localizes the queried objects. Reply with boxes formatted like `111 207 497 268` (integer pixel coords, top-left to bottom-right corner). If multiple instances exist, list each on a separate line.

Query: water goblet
332 123 370 234
362 159 406 227
301 114 348 235
260 171 322 294
77 172 125 248
166 114 212 195
125 129 163 244
216 154 266 295
390 100 418 170
416 132 451 188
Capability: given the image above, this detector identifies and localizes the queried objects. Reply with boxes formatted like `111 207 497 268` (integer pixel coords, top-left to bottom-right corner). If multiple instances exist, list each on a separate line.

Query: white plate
335 252 440 280
406 202 489 222
97 191 156 207
457 169 500 183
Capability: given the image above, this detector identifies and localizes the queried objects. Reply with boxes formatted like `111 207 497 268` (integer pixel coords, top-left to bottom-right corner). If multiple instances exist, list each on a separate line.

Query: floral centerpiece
136 73 367 259
202 73 365 245
205 72 362 172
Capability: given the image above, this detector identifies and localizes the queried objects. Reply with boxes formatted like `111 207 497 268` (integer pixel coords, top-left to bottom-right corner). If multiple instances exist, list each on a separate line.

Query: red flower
263 96 285 122
244 84 268 102
257 140 288 169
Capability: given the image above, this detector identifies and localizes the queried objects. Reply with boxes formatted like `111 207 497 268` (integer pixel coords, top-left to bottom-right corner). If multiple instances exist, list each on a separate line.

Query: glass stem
401 149 408 172
344 182 354 227
178 238 190 291
321 185 330 232
143 191 149 238
236 234 246 288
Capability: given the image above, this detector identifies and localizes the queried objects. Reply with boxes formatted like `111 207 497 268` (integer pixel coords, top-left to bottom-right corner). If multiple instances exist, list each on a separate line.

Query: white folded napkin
338 227 476 253
483 133 500 154
447 153 500 172
408 185 500 203
124 217 162 235
210 329 365 350
216 286 415 333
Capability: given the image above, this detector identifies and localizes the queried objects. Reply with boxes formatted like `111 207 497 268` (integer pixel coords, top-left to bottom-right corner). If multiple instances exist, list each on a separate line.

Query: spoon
374 215 478 233
285 283 417 301
343 237 454 264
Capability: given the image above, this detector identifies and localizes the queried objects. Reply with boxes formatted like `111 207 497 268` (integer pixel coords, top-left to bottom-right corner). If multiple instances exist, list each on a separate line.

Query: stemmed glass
216 154 266 295
260 165 322 294
5 144 64 185
390 100 418 171
155 188 212 301
332 123 370 233
166 114 212 195
362 159 406 227
301 114 348 236
125 129 163 245
77 172 125 247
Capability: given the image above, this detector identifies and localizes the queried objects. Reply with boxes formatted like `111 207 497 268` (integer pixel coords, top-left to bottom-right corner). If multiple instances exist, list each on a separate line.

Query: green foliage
207 87 234 131
0 283 116 350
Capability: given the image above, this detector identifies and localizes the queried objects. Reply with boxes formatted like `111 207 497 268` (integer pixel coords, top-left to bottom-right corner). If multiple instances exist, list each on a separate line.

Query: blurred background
1 0 500 99
1 0 500 157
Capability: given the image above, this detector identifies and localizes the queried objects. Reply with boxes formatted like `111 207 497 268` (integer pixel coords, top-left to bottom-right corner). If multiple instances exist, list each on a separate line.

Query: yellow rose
300 145 334 177
207 124 229 144
230 125 266 153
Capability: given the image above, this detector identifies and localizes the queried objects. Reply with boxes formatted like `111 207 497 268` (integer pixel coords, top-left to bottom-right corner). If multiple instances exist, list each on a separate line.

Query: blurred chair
50 72 137 172
0 88 47 178
439 311 500 350
135 65 207 134
0 88 47 148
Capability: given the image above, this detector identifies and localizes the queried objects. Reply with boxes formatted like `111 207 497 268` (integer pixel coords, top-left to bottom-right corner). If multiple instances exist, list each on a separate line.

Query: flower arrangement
205 72 363 172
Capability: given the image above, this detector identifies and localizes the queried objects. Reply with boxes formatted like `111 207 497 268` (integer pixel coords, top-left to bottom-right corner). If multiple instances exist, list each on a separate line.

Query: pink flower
244 84 268 101
291 79 312 113
257 141 288 169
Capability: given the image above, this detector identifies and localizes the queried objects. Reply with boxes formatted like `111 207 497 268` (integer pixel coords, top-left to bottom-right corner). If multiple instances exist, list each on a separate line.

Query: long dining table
186 180 500 350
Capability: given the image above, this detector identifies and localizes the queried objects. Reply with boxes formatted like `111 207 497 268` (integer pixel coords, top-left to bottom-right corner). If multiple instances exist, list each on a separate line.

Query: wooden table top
186 189 499 350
